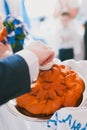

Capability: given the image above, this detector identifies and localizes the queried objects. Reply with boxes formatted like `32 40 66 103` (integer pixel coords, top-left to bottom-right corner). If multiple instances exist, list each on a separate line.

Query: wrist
16 50 39 82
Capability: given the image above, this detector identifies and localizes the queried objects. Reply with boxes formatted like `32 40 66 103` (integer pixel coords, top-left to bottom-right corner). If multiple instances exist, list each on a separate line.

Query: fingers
24 41 55 65
42 53 55 65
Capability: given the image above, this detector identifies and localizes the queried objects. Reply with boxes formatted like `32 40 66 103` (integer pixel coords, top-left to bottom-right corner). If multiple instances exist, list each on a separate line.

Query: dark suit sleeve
0 55 31 105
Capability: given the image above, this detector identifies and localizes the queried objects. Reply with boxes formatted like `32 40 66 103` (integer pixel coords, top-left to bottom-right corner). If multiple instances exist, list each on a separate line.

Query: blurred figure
57 12 82 61
58 12 74 61
54 0 79 19
36 0 80 57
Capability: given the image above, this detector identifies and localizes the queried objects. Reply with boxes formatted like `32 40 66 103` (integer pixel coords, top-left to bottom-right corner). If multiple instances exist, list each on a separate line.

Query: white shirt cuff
16 50 39 82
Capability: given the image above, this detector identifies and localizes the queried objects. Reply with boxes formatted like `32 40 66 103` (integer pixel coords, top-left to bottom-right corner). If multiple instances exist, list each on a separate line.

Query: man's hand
25 41 55 65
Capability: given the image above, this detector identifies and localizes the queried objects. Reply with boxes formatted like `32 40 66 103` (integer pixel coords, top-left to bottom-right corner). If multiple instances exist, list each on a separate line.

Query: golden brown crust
16 64 85 116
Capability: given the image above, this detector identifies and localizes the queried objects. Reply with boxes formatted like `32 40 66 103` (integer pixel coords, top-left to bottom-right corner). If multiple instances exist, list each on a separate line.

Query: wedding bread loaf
16 64 85 116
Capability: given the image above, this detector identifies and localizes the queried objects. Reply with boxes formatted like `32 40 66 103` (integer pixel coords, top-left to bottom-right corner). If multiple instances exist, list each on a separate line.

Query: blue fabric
0 55 30 105
21 0 31 29
3 0 10 15
59 48 74 61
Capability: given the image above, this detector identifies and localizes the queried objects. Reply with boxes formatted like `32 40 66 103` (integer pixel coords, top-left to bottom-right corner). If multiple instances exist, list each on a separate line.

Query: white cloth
79 0 87 23
0 0 22 18
0 105 27 130
1 59 87 130
47 107 87 130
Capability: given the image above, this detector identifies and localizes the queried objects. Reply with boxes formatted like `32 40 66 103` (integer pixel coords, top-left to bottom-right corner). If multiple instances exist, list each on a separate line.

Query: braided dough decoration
16 64 85 115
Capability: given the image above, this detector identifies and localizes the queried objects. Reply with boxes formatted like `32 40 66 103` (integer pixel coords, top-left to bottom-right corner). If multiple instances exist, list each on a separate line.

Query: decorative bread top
16 64 85 115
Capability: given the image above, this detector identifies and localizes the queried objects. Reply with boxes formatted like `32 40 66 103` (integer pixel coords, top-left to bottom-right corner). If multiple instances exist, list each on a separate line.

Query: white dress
0 0 22 18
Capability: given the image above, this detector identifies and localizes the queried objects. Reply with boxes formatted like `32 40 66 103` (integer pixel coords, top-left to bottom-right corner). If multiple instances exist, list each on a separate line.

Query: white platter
6 59 87 122
7 100 51 122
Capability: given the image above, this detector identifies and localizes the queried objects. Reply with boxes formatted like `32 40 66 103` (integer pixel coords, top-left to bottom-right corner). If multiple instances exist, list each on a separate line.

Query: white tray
6 59 87 122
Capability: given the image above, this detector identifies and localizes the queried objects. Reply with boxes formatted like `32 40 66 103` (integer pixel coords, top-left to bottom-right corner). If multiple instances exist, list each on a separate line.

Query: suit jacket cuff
16 50 39 82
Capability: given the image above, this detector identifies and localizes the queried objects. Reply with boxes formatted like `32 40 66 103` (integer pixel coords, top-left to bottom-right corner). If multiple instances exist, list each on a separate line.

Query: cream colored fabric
79 0 87 22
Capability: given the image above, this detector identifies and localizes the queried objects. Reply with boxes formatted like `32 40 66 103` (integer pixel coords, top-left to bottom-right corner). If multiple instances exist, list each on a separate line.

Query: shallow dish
7 100 51 122
6 59 87 122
